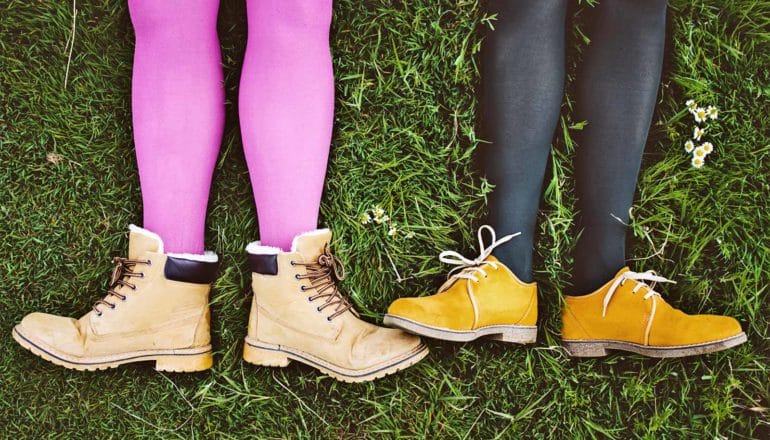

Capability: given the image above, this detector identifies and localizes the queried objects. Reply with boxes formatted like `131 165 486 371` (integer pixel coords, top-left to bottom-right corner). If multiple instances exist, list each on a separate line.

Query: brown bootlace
92 257 151 316
293 244 356 321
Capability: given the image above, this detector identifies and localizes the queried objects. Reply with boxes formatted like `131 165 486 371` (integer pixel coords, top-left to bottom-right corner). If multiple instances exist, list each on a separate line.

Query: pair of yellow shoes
384 226 747 357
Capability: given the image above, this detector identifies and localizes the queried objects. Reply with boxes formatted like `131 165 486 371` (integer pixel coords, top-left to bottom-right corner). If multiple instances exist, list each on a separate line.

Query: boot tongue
127 225 164 259
292 229 333 261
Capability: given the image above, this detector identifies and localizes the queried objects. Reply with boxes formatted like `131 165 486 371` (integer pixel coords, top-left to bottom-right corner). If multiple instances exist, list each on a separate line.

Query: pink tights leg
129 0 224 253
239 0 334 250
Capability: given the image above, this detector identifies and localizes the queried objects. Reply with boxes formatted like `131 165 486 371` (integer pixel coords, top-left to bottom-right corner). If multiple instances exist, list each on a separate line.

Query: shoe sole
242 337 429 383
562 332 748 358
382 314 537 344
12 325 213 372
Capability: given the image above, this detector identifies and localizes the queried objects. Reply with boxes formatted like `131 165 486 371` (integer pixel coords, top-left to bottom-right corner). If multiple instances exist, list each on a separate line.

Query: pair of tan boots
12 226 428 383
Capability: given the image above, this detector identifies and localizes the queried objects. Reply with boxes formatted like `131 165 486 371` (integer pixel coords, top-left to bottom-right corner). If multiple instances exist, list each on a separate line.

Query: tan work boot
242 229 429 382
12 225 218 372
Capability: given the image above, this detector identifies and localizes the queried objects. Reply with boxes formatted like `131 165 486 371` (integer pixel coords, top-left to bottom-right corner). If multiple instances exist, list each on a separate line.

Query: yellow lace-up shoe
384 226 537 343
562 267 747 357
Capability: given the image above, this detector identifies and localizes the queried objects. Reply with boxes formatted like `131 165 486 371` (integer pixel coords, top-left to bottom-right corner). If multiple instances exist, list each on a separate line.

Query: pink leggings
129 0 333 253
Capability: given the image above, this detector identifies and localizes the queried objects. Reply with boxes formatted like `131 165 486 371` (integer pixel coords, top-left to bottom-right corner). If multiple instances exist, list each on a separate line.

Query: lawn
1 0 768 438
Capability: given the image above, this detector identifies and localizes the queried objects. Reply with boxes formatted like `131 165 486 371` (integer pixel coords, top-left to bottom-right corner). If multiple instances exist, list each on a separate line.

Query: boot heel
488 327 537 344
243 341 291 367
562 341 609 357
155 352 213 372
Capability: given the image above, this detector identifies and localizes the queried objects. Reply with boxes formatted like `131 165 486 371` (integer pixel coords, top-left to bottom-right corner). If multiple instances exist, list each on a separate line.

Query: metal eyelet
294 274 300 280
326 317 332 322
146 260 152 266
139 272 145 278
96 312 103 317
316 307 321 312
131 285 137 290
290 260 296 266
109 304 116 309
300 286 307 291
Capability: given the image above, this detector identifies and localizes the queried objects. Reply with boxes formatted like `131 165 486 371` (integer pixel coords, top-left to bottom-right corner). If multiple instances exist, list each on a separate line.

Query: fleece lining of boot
128 224 218 262
245 228 331 255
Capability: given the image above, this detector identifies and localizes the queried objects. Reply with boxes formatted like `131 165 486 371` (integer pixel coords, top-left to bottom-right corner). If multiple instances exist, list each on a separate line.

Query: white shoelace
439 225 521 283
602 270 676 318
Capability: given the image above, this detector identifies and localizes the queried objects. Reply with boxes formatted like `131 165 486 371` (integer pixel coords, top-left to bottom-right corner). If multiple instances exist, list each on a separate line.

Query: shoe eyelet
109 304 116 309
290 260 296 266
96 312 103 317
307 297 313 302
326 317 332 322
294 274 300 280
131 286 137 290
316 307 321 312
146 260 152 266
139 272 145 278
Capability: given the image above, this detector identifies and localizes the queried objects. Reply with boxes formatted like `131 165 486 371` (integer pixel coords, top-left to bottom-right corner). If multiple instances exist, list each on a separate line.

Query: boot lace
601 270 676 318
92 257 151 316
293 244 356 321
439 225 520 283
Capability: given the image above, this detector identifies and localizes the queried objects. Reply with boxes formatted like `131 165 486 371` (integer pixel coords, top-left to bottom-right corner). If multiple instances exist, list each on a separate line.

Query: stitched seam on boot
256 305 338 343
467 281 480 329
563 305 592 340
514 292 536 325
642 298 657 346
89 315 200 341
191 307 211 347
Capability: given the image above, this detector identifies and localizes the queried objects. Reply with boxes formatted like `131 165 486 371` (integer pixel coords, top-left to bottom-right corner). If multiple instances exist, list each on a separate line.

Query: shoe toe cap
387 297 426 319
387 297 457 328
352 326 424 368
700 314 744 341
16 312 83 353
651 311 745 347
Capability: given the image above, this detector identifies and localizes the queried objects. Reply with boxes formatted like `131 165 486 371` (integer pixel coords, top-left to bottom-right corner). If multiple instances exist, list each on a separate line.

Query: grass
1 0 769 438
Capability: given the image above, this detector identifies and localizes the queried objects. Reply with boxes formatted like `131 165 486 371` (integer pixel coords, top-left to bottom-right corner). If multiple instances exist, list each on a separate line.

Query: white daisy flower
686 99 698 114
706 105 719 120
693 146 707 158
387 225 398 237
700 142 714 155
684 140 695 153
359 213 371 224
694 107 708 123
372 206 385 218
374 214 389 225
693 126 706 141
691 156 705 168
405 231 415 239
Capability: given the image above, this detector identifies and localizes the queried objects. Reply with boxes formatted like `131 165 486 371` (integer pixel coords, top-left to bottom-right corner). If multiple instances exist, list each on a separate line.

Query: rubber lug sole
562 332 748 358
242 337 429 383
12 325 213 372
383 314 537 344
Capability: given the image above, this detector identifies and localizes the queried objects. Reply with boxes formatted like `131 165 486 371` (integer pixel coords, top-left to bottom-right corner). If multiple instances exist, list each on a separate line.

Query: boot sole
562 332 748 358
382 314 537 344
12 325 213 372
242 337 429 383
